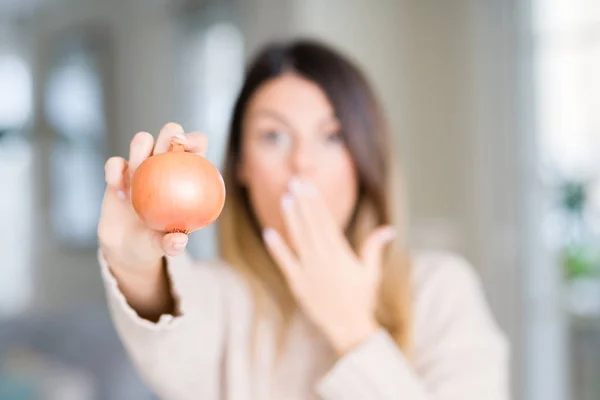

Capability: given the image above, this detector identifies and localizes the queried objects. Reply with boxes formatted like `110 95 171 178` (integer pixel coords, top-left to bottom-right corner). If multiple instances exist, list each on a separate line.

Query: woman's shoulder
408 250 498 327
408 249 506 346
410 250 483 292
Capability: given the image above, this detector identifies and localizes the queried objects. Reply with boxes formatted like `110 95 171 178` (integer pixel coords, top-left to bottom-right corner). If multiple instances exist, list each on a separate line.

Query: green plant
559 180 588 216
555 177 600 280
562 243 600 280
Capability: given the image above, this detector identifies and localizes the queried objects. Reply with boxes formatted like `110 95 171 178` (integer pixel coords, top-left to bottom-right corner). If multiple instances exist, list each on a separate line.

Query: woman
98 40 509 399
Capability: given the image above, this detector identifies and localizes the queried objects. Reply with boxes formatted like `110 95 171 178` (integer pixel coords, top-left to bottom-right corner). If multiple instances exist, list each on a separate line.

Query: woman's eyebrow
250 109 292 128
317 115 341 129
249 110 340 132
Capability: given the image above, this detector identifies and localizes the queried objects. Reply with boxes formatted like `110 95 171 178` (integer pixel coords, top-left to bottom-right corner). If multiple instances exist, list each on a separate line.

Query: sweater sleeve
316 252 510 400
98 249 226 400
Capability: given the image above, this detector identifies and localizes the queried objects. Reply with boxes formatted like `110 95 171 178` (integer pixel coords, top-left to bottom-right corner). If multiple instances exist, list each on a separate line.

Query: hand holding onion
98 123 225 277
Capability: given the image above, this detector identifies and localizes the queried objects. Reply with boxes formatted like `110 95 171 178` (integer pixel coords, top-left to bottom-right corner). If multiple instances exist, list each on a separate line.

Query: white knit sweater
99 250 509 400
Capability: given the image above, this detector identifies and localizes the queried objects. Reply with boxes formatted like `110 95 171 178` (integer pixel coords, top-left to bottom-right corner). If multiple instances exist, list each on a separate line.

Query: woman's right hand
98 122 208 279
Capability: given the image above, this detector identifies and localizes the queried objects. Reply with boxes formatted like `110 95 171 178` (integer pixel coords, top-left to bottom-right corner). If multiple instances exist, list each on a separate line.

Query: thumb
162 232 189 257
360 226 396 281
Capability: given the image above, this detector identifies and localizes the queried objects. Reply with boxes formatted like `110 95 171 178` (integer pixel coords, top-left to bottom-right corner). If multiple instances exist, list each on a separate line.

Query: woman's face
238 73 358 240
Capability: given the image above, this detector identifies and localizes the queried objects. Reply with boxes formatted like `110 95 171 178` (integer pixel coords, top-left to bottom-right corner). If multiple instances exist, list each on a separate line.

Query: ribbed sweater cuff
98 248 186 331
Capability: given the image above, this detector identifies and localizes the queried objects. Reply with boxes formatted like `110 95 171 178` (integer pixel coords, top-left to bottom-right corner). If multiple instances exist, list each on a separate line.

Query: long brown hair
218 39 412 354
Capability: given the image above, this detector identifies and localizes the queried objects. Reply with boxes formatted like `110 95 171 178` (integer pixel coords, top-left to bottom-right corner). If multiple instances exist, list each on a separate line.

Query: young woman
98 40 509 399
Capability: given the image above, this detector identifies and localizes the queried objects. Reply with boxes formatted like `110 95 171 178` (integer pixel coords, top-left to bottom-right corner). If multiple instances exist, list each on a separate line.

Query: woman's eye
261 130 288 144
325 131 344 144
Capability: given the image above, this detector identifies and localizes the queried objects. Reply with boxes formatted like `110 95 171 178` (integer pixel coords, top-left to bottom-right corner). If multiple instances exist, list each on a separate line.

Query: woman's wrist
326 317 380 357
109 257 165 282
107 256 175 321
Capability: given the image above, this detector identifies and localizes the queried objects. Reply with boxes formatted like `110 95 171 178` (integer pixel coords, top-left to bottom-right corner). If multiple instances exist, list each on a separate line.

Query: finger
287 178 323 250
154 122 185 155
263 227 301 284
104 157 129 200
360 226 396 281
162 232 189 257
183 131 208 156
280 192 313 261
129 132 155 178
128 228 166 262
288 178 348 250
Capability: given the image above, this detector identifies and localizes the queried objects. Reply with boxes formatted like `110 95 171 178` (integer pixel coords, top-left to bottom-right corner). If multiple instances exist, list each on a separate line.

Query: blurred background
0 0 599 399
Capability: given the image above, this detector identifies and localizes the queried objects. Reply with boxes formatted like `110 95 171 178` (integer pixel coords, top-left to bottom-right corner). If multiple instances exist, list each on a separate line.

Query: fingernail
172 238 188 250
289 177 301 194
173 133 186 143
281 192 293 210
378 227 397 242
117 190 126 200
289 177 316 196
262 228 278 244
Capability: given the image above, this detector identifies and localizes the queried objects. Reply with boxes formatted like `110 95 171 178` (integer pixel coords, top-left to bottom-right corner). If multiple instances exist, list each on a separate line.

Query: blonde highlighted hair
217 40 412 355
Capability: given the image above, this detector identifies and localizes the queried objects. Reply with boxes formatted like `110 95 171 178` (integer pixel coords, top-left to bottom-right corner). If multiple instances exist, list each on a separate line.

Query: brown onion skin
130 141 226 234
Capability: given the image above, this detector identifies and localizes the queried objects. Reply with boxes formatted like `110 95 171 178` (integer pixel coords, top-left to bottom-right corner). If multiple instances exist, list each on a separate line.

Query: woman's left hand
263 178 396 355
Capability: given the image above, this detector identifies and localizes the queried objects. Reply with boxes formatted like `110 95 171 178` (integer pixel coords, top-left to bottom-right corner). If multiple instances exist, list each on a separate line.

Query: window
0 54 33 316
180 20 244 259
43 35 109 249
0 54 32 129
533 1 600 398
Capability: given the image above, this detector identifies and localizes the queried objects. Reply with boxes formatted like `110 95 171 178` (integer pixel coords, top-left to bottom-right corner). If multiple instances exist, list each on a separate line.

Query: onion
131 139 226 234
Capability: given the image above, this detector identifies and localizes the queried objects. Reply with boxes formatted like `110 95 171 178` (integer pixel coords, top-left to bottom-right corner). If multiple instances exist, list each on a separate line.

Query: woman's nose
290 142 317 176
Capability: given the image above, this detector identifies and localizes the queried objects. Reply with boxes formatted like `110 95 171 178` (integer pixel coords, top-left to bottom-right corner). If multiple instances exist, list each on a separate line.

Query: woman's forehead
244 75 338 130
